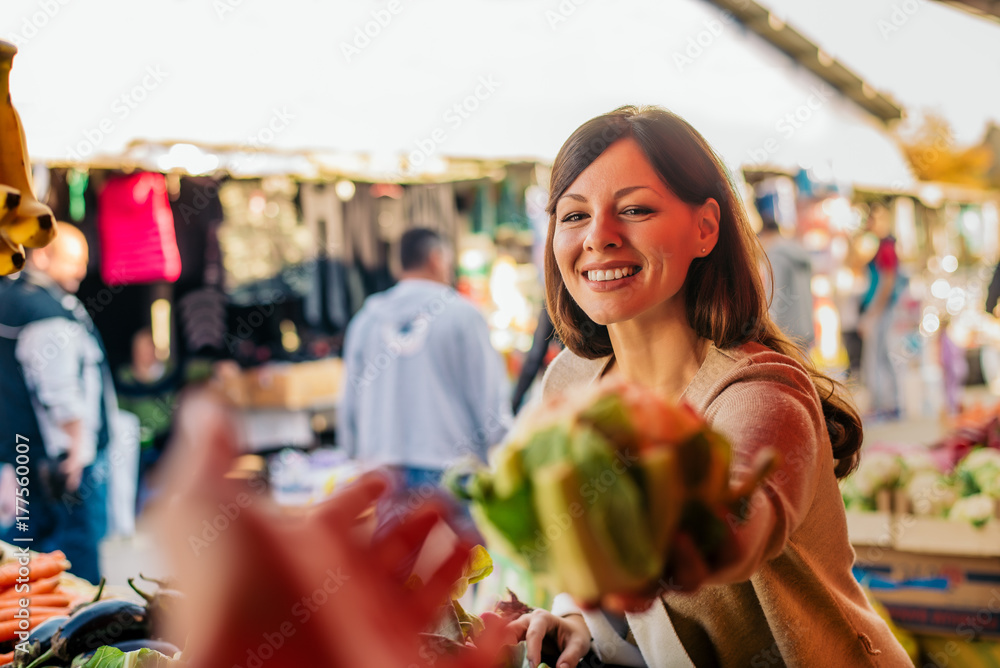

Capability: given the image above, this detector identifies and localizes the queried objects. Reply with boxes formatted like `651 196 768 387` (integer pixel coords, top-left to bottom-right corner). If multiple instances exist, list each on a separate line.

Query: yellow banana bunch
449 378 770 602
0 230 24 274
0 40 57 274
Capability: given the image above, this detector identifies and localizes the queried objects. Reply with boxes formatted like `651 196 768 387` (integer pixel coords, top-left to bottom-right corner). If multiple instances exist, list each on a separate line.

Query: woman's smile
582 265 642 290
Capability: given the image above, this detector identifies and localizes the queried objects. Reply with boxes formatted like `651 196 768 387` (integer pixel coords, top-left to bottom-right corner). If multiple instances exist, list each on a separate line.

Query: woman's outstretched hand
156 388 514 668
506 609 591 668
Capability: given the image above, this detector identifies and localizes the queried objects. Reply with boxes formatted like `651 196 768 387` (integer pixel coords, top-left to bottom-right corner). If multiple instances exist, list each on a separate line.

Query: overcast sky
1 0 997 170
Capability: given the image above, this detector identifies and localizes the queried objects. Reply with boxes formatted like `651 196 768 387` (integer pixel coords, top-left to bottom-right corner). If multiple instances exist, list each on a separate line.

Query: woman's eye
622 206 653 216
559 212 587 223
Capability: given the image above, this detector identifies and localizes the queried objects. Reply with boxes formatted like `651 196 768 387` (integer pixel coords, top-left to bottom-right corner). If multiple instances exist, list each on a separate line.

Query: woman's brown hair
543 105 862 478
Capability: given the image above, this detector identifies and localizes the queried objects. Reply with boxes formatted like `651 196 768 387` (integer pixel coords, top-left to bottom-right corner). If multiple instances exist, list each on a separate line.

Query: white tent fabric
2 0 925 187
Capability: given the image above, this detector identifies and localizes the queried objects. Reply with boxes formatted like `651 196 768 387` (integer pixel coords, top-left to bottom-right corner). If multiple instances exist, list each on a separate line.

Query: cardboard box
855 548 1000 640
243 358 344 410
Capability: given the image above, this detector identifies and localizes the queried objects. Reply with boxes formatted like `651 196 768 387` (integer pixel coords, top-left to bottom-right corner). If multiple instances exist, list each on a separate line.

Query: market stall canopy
931 0 1000 22
3 0 923 187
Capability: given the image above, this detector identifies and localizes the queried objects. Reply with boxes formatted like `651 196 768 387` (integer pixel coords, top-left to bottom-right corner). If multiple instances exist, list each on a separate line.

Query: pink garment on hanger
98 172 182 285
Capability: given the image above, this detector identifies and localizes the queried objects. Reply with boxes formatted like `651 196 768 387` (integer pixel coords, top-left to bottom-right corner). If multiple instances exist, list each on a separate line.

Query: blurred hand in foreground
156 389 510 668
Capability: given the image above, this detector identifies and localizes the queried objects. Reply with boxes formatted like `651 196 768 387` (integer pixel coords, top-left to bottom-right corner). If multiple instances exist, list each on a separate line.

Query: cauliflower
852 451 903 499
897 451 941 486
904 470 957 517
955 448 1000 498
840 476 875 512
948 494 997 528
958 447 1000 470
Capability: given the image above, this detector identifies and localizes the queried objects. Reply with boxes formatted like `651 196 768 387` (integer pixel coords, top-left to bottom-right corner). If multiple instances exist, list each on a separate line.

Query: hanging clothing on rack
343 186 381 271
470 181 496 236
376 191 406 278
300 183 351 332
403 183 459 240
217 178 306 306
399 183 460 277
172 177 228 354
97 172 182 286
300 183 346 261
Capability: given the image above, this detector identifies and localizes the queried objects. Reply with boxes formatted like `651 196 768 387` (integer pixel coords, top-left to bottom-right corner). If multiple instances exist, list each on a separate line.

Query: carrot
0 650 12 664
0 594 70 608
0 555 69 590
0 575 62 601
0 616 46 641
23 557 69 582
0 563 22 589
0 606 68 622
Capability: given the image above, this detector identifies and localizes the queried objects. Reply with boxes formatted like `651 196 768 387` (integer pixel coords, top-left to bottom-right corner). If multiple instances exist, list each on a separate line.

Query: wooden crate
893 515 1000 558
243 358 344 410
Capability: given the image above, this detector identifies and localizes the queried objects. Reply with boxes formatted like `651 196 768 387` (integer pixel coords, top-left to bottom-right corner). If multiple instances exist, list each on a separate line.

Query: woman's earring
701 247 707 254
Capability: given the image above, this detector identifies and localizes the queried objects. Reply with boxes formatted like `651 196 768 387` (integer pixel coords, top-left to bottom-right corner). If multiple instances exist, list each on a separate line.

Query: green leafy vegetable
82 646 180 668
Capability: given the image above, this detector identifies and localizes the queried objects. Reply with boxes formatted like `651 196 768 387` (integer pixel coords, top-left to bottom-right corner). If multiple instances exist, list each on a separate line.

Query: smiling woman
551 138 718 334
507 106 913 668
544 106 758 367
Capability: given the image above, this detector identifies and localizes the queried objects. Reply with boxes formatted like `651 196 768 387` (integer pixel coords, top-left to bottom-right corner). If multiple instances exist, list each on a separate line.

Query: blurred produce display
842 406 1000 527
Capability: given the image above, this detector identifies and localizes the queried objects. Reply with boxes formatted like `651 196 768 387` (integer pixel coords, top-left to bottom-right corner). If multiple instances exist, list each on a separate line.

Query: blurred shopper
511 308 560 414
0 224 114 583
756 203 815 354
839 235 875 380
986 260 1000 317
938 316 968 417
339 227 512 493
859 202 902 421
116 327 177 512
839 291 864 378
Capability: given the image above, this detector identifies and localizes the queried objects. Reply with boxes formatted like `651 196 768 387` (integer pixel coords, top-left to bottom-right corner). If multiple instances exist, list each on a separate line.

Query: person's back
338 228 511 485
759 216 814 352
762 234 814 348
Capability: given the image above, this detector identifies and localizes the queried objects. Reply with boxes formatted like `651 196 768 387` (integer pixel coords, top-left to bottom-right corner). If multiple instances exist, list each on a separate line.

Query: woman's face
552 138 718 327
